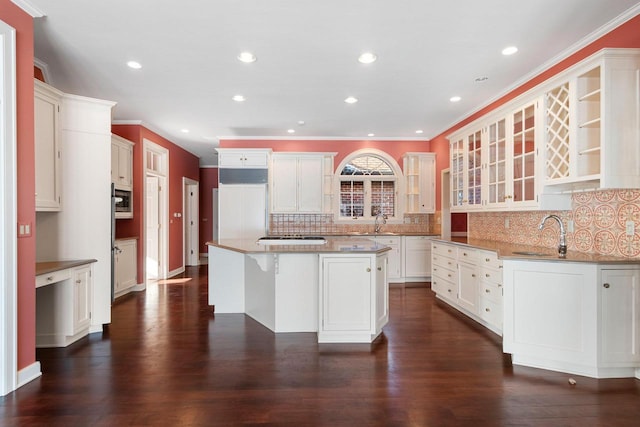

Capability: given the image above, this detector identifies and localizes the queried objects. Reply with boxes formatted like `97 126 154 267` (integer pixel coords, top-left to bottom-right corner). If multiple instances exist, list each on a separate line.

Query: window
336 151 400 220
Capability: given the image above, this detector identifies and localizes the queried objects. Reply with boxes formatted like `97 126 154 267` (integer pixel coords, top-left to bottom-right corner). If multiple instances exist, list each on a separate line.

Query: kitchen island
207 237 390 343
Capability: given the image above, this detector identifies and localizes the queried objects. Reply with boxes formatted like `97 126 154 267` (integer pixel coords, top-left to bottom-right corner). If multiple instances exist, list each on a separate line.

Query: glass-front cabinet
486 118 507 207
510 102 537 208
450 137 464 209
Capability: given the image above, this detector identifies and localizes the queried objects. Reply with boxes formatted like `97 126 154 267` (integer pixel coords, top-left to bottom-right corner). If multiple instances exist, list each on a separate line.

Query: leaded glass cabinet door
450 138 465 209
511 102 537 205
466 130 482 208
486 118 507 207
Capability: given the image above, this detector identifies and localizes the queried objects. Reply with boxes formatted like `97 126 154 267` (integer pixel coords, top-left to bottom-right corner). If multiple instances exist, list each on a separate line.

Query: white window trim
333 148 405 224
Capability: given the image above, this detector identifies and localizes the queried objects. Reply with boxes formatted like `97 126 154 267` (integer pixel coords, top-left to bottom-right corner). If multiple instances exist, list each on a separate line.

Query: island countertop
207 237 392 255
433 237 640 264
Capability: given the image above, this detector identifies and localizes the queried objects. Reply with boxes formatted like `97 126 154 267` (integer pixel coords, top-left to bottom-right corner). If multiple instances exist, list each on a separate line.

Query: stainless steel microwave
114 189 132 218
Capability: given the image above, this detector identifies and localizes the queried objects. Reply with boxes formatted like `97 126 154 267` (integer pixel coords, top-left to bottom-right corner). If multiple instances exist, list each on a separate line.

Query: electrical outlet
626 221 635 236
504 218 509 229
567 220 574 233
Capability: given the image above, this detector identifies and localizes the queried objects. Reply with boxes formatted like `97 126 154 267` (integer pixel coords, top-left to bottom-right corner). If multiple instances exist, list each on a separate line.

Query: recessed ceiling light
127 61 142 69
181 129 189 133
358 52 377 64
415 130 424 134
368 133 375 137
502 46 518 56
450 96 461 102
287 129 295 134
344 96 358 104
237 52 256 63
232 95 246 102
298 120 305 126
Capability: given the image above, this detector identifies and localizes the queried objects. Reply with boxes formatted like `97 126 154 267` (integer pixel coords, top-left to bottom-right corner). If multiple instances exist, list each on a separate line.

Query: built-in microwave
114 189 133 218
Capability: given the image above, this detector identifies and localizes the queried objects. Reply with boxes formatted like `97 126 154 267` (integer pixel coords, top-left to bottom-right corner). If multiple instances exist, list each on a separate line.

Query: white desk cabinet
114 238 138 297
111 134 134 191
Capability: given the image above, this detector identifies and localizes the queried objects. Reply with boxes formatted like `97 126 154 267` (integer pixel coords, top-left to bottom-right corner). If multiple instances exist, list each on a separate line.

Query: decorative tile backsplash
269 213 433 235
468 189 640 258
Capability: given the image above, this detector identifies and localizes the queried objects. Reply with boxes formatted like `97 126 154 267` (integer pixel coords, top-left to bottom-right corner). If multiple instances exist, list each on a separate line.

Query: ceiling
28 0 640 166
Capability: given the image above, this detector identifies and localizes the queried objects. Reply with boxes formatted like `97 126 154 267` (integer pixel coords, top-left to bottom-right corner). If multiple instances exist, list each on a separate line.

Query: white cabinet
544 49 640 189
111 134 134 191
36 262 94 347
402 236 433 280
403 153 436 213
431 241 502 335
217 148 270 168
271 153 334 213
318 252 388 343
373 235 401 281
114 238 137 297
503 261 640 378
218 184 267 240
34 79 62 211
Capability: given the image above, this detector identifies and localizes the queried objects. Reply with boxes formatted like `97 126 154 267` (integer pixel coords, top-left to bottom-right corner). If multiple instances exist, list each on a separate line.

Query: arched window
335 149 402 220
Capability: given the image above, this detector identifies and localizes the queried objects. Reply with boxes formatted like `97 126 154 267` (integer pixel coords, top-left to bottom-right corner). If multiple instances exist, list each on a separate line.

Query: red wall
2 0 36 371
112 125 200 281
430 14 640 211
199 167 218 253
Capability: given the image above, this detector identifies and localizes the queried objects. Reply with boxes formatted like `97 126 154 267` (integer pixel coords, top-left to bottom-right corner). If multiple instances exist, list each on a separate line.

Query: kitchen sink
511 250 556 257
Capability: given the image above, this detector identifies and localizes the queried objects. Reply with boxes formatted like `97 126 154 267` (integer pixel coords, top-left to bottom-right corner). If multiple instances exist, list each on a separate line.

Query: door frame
182 177 199 267
143 139 169 281
0 19 17 396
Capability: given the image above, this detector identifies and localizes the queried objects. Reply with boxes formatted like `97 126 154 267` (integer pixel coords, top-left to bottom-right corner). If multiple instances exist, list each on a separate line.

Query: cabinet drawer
457 247 478 263
36 269 72 288
432 254 456 270
479 298 502 329
478 250 502 270
374 236 401 246
480 280 502 303
432 264 456 282
478 266 503 286
432 273 456 302
432 242 456 258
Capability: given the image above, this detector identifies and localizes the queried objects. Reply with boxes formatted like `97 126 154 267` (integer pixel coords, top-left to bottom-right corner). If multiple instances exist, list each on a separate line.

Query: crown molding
10 0 45 17
217 136 430 142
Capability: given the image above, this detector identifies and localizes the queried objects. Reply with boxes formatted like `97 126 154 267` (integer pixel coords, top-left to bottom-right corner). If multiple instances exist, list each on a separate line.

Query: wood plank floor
2 266 639 426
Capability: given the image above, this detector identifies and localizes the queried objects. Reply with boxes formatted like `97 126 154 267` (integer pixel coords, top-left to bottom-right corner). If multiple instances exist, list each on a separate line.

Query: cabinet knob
447 289 452 293
76 280 81 284
46 276 54 282
485 258 490 262
366 267 371 272
463 252 468 256
603 283 610 289
485 289 490 293
377 267 382 271
471 274 476 278
447 273 452 278
447 249 452 253
485 308 491 312
485 273 490 278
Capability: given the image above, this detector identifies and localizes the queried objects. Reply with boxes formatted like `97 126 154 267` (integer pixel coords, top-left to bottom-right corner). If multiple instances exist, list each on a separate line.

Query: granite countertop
433 237 640 264
207 237 392 255
36 259 97 276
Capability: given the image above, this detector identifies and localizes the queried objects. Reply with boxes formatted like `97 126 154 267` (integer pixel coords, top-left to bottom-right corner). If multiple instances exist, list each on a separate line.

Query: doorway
441 169 451 239
143 139 168 281
183 178 199 267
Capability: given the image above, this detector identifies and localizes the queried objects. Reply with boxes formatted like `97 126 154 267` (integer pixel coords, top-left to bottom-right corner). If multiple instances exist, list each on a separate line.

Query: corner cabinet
271 153 335 214
318 252 389 343
34 79 63 211
111 134 134 191
403 153 436 213
544 49 640 189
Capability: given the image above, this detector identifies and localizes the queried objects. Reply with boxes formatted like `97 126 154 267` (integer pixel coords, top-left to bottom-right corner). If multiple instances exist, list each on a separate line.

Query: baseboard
17 361 42 389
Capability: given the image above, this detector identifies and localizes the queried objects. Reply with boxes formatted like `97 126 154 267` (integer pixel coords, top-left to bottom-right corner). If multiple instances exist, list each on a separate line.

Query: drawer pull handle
485 308 491 312
603 283 610 289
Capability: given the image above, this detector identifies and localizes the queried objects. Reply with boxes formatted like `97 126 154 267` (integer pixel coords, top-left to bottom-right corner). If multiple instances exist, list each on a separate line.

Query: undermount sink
511 250 556 257
350 232 398 236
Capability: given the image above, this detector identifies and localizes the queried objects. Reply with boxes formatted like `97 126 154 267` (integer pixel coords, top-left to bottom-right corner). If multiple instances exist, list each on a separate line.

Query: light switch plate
567 220 574 233
626 221 635 236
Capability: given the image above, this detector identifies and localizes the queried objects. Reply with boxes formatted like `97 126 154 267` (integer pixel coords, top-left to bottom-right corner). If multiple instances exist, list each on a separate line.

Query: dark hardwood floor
2 266 639 426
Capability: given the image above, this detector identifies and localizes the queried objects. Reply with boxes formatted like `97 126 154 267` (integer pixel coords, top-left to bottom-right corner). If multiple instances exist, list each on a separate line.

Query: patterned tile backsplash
468 189 640 258
269 213 433 235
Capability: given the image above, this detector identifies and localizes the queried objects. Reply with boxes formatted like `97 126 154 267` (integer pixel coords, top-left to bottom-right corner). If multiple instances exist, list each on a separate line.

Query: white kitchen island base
208 238 390 343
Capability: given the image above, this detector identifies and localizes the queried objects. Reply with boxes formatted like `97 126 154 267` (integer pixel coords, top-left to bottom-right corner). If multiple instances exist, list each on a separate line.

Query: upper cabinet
34 80 63 211
544 49 640 189
403 152 436 213
217 148 270 168
448 48 639 212
271 153 335 214
111 134 134 191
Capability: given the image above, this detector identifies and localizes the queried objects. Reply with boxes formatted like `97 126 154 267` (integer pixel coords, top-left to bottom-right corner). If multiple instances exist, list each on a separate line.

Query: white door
185 183 199 266
146 176 160 280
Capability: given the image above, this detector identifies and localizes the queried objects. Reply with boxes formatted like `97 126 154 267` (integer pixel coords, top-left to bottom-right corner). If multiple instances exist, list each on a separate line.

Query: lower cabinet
403 236 433 281
318 252 388 343
503 261 640 378
36 262 94 347
114 238 138 297
373 235 401 281
431 241 503 335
